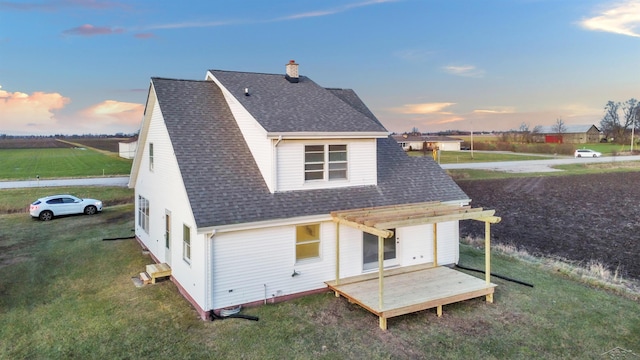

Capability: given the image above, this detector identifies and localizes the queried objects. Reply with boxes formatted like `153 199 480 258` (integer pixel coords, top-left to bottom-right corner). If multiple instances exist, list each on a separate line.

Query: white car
574 149 602 158
30 195 103 221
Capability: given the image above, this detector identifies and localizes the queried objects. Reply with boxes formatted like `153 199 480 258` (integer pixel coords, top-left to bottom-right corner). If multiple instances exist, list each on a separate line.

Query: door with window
363 230 398 271
164 210 171 266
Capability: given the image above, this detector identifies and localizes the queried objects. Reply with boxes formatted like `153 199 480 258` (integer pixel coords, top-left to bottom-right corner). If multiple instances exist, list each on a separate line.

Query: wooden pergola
327 201 501 330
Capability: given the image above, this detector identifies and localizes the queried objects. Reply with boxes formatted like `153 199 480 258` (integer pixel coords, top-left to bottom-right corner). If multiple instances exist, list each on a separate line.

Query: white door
363 230 399 271
164 210 171 266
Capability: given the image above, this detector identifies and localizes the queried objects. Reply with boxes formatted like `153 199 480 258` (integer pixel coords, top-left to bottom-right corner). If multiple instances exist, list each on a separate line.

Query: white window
296 224 320 262
149 143 154 171
304 144 347 181
328 145 347 179
183 224 191 263
138 195 149 233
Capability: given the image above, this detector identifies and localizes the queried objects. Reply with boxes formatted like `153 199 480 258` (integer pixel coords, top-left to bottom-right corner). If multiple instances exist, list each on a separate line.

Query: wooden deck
326 265 496 329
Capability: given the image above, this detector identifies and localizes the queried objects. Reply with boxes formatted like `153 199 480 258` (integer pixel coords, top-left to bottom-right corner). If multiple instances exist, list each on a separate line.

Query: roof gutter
197 199 471 236
197 214 332 235
273 135 283 192
266 131 389 140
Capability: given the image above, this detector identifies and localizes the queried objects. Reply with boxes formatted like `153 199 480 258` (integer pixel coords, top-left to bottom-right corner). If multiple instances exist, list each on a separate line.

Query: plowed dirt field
457 172 640 280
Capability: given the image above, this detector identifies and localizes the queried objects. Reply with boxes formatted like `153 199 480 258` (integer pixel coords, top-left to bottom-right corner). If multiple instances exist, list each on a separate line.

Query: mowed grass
0 148 132 180
1 191 639 359
0 186 134 214
447 160 640 181
408 150 554 164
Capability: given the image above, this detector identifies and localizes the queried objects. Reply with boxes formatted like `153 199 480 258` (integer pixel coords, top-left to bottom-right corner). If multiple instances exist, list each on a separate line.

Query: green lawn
575 142 636 155
0 186 134 214
1 191 639 359
442 151 553 163
0 148 132 181
447 161 640 181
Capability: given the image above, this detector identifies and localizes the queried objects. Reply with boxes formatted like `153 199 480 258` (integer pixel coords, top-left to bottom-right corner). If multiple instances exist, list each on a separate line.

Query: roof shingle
151 76 469 229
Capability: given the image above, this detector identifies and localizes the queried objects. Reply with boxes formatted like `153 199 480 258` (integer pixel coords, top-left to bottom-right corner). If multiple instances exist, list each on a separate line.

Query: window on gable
138 195 149 234
149 143 154 171
328 145 347 179
296 224 320 261
304 144 347 181
183 224 191 263
304 145 324 180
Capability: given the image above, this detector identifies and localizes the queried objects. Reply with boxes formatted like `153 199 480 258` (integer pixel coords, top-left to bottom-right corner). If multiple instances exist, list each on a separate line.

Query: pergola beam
331 201 441 219
332 217 394 238
361 206 474 227
373 209 496 229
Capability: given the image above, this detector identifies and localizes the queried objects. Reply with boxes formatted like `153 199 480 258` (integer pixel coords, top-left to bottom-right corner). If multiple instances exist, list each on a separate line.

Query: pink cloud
0 86 70 133
63 24 124 36
79 100 144 128
0 85 143 135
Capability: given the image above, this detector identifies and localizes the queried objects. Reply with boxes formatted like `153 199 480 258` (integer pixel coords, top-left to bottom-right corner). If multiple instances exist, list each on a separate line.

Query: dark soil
0 137 135 152
457 172 640 280
0 138 72 149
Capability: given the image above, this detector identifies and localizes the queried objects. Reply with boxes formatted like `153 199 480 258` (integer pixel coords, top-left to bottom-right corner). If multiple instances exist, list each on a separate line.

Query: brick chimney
285 60 299 83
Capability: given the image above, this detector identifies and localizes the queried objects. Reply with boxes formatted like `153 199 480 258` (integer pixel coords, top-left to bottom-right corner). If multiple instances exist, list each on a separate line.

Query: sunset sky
1 0 639 135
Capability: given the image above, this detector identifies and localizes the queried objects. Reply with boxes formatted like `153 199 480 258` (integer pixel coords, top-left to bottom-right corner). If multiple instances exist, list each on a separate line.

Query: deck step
145 263 171 284
139 272 151 285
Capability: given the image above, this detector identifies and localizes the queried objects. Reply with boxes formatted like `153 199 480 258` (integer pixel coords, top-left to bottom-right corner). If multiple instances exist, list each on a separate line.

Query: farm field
0 137 135 153
0 147 132 180
458 171 640 281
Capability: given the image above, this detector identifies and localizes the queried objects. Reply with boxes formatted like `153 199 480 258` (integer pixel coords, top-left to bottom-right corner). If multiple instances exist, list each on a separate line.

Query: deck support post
378 235 384 312
433 223 438 267
485 221 493 303
437 305 442 317
379 316 387 330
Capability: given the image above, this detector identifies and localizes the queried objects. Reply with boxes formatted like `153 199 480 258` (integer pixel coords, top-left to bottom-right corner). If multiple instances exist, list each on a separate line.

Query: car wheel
577 154 581 157
593 154 597 157
39 211 53 221
84 205 97 215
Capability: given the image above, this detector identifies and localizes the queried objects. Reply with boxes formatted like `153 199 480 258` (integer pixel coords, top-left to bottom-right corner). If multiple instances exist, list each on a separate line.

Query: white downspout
273 135 283 192
206 230 216 315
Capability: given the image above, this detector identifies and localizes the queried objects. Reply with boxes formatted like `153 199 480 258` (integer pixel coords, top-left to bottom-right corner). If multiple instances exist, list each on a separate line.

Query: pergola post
433 223 438 267
378 235 384 309
485 220 493 303
335 222 340 295
378 235 386 330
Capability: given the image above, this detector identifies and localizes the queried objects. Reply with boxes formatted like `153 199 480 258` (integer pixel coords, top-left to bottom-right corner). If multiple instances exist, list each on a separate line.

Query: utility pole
632 107 638 152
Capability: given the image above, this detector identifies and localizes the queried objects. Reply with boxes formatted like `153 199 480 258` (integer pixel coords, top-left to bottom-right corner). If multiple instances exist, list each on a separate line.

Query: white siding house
129 62 489 323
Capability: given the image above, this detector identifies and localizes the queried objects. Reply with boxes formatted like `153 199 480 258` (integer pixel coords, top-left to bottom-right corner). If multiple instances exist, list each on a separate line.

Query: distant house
129 61 499 329
392 134 463 151
118 139 138 159
535 125 601 144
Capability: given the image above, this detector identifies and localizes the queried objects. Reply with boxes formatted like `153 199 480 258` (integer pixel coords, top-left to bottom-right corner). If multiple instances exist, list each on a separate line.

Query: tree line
599 99 639 144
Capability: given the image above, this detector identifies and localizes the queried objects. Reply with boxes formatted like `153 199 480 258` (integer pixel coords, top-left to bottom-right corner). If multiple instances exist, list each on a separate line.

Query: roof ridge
151 77 207 82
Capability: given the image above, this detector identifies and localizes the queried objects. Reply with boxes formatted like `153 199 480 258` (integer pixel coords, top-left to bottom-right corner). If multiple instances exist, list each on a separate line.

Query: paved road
0 176 130 189
441 155 640 173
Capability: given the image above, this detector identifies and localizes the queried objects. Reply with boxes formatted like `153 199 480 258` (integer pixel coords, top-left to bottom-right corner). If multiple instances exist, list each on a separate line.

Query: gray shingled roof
538 124 599 134
151 76 469 229
208 70 388 133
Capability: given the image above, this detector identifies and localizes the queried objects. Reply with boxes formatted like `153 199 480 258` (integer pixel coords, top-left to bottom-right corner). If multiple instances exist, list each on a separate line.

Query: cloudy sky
0 0 639 135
